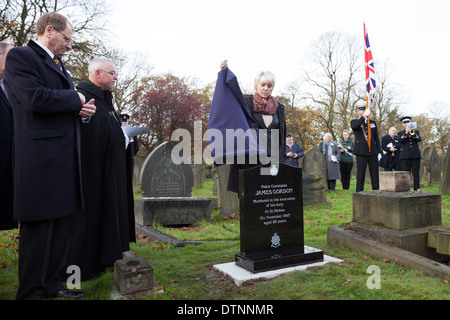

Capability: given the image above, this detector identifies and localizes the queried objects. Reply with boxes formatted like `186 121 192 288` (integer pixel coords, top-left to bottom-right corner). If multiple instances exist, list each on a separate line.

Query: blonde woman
219 61 287 192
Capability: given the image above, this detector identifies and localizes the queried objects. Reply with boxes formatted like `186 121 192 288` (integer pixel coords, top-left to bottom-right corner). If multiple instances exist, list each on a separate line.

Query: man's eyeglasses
100 70 118 77
55 29 73 45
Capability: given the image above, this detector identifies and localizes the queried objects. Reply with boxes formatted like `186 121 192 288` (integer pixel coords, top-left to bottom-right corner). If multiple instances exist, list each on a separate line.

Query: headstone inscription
235 163 323 273
135 142 210 227
139 142 193 197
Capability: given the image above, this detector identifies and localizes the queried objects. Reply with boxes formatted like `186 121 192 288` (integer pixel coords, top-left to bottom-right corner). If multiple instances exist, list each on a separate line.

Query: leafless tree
427 101 450 156
303 31 363 140
282 80 302 108
302 31 404 141
0 0 155 112
0 0 109 46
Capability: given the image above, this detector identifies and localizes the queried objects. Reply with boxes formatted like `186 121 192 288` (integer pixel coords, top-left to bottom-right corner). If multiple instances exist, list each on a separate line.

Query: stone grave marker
136 142 210 226
439 141 450 195
422 146 431 183
215 164 239 216
353 171 441 230
114 256 153 297
235 163 323 273
302 147 327 188
302 147 327 203
189 156 204 189
139 142 193 197
428 147 441 184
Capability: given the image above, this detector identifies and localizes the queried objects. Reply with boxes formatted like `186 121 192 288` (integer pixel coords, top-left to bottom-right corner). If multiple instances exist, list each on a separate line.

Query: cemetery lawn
0 179 449 300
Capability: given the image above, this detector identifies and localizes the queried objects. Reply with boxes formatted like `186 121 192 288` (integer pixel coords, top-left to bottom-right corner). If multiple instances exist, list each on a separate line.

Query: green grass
1 178 449 300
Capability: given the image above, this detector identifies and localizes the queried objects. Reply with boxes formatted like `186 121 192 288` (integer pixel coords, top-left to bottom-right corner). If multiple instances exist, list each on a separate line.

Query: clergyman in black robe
65 57 135 281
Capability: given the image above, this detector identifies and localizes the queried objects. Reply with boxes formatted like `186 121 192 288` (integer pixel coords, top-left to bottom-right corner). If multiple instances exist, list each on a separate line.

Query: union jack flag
364 23 376 103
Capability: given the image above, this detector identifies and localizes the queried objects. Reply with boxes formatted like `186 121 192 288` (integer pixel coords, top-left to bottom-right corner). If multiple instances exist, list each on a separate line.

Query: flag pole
364 22 372 152
366 95 371 152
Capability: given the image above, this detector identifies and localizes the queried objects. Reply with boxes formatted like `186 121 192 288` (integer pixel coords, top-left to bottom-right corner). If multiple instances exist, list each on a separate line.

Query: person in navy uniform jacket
4 12 96 300
350 105 381 192
398 116 422 191
0 41 17 231
380 127 402 171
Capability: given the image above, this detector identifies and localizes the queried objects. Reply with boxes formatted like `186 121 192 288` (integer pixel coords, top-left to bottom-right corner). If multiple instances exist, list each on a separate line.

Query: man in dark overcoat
4 12 96 299
350 105 381 192
0 41 17 231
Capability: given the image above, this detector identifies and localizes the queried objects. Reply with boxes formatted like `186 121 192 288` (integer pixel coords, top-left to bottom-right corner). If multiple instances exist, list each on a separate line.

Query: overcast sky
108 0 449 117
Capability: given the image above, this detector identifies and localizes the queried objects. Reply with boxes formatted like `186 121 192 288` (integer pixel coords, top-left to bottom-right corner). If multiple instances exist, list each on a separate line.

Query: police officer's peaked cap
119 114 130 122
401 116 412 123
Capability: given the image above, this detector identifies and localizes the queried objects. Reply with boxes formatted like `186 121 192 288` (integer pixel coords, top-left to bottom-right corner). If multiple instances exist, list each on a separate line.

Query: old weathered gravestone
235 164 323 273
303 174 327 205
139 142 193 197
135 142 211 226
135 197 211 226
302 147 327 202
189 156 204 189
428 147 441 184
439 141 450 195
422 146 431 180
215 164 239 216
353 170 441 230
133 156 145 194
379 171 410 192
302 148 327 187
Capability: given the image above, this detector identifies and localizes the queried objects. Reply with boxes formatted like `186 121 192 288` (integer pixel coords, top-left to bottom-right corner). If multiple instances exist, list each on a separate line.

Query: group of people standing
1 11 424 300
317 106 422 193
317 130 354 191
0 12 137 300
216 55 423 196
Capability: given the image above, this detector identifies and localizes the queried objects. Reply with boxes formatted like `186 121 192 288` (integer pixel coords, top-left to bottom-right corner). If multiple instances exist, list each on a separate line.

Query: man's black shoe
53 289 84 299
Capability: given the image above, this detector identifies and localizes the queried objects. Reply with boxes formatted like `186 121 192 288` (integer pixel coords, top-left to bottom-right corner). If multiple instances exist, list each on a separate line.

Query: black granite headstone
235 164 323 273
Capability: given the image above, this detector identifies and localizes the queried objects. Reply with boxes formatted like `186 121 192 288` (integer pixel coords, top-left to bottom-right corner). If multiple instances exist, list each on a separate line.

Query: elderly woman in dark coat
318 132 341 191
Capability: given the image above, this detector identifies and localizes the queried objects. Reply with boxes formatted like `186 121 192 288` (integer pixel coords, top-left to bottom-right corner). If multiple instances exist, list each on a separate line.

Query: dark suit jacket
350 116 380 156
398 129 422 159
380 134 402 169
0 82 17 229
3 40 84 222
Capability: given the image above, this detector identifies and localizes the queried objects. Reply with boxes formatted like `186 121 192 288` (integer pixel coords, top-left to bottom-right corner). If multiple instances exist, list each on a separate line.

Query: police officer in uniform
350 105 381 192
398 116 422 191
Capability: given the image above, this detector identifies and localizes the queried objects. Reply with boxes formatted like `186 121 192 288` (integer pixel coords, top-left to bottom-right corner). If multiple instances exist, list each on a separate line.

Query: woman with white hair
318 132 341 191
219 61 287 192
